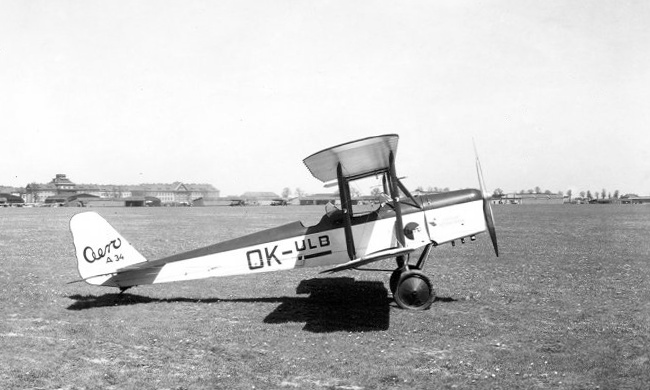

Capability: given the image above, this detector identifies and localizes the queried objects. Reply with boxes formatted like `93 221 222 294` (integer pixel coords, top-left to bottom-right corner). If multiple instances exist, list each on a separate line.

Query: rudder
70 212 147 285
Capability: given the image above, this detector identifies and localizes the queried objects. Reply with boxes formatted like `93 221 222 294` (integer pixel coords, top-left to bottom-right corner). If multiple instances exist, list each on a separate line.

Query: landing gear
393 270 435 310
389 268 402 295
390 244 436 310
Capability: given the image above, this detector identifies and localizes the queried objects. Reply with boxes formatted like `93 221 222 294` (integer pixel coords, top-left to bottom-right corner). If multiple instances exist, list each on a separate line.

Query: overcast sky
2 0 649 196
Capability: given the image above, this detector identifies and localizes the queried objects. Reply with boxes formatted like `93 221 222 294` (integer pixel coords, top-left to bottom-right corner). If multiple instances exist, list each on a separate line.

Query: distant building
24 174 220 206
241 192 281 206
295 193 339 206
0 193 24 206
621 196 650 204
354 195 382 204
498 193 565 205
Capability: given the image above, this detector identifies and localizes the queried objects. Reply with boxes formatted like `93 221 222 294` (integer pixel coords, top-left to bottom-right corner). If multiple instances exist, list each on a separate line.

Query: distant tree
528 189 534 194
558 190 564 196
567 189 572 201
601 189 607 199
493 188 504 198
544 190 552 195
534 186 541 194
295 187 306 198
613 190 620 199
415 186 424 192
350 187 362 198
587 190 592 200
27 182 38 203
580 191 586 199
519 189 525 194
281 187 292 198
594 192 599 200
371 187 382 197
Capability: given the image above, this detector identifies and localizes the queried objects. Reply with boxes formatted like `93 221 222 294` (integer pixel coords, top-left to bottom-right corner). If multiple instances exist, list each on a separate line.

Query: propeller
474 144 499 257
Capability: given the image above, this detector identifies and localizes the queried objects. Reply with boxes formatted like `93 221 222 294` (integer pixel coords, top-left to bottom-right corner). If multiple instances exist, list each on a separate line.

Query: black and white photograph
1 1 648 389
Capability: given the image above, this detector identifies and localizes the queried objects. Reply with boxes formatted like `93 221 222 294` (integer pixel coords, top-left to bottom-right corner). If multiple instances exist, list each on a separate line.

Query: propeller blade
484 199 499 257
473 140 488 197
474 145 499 257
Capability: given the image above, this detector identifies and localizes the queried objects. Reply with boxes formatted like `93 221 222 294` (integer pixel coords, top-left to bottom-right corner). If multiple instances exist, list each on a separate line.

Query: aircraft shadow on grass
67 277 456 333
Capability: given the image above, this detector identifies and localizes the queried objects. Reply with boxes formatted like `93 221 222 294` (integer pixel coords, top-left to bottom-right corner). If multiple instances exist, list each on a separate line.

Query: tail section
70 212 148 285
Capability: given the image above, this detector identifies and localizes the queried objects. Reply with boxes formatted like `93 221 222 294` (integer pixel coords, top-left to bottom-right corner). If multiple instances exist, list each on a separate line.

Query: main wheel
389 266 422 294
394 270 435 310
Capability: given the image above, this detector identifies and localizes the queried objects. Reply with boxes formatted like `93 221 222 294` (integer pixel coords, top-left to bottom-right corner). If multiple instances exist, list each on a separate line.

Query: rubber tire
389 269 402 295
394 270 435 310
389 266 421 295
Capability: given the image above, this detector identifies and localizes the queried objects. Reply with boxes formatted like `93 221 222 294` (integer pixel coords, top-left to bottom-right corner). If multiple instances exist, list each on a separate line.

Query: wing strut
337 162 356 260
388 151 406 249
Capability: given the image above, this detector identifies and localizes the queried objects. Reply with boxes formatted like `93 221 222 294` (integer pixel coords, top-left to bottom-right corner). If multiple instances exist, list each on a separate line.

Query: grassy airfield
1 205 649 389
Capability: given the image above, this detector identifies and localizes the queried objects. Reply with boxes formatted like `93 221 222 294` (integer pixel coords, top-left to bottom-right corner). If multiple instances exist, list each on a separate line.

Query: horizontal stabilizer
320 247 415 274
67 272 121 285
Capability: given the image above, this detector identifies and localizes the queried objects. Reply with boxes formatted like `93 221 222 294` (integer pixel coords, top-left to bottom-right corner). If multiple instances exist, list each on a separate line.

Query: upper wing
303 134 399 182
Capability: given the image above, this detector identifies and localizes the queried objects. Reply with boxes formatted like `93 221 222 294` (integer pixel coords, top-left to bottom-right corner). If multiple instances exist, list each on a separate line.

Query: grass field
1 205 649 389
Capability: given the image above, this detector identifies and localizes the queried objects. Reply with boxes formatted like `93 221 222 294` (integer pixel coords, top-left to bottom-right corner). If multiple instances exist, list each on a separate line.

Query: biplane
70 134 498 310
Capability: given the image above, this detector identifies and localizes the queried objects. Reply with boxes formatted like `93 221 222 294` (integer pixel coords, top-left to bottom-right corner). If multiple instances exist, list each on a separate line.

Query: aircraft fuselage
98 189 486 288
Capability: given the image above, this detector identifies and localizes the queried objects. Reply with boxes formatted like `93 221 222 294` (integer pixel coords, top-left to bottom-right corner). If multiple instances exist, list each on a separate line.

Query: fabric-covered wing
319 247 415 274
303 134 399 182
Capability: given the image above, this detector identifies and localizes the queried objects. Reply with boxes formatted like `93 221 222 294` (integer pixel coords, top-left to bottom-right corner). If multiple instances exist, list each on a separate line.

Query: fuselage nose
418 189 483 211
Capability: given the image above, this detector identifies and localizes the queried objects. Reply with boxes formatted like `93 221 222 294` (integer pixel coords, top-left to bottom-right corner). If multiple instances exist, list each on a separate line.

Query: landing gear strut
390 244 435 310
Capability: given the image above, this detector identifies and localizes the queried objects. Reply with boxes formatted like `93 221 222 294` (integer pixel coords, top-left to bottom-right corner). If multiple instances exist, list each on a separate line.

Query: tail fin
70 212 147 285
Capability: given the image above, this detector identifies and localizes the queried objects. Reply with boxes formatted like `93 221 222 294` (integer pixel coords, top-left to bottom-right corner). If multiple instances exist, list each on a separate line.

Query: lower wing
320 247 415 274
